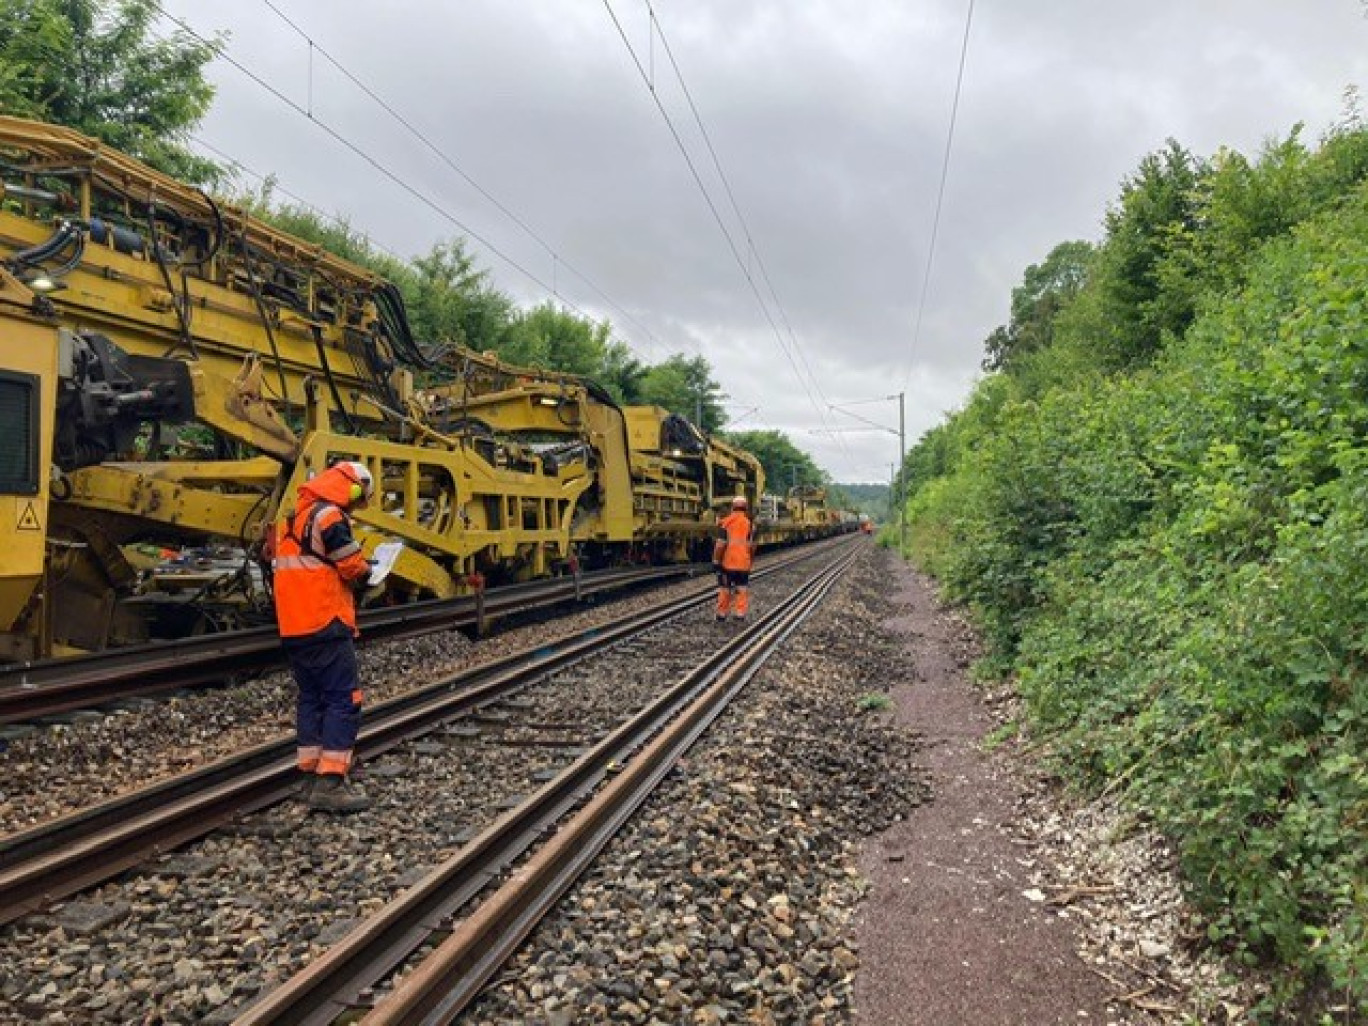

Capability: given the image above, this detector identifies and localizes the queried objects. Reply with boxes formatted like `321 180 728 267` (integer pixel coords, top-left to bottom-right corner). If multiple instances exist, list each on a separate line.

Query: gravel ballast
460 544 929 1024
0 571 741 834
0 553 836 1022
0 542 1262 1024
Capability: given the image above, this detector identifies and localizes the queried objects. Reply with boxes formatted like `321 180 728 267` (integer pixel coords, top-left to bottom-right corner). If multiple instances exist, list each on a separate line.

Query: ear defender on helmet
339 461 373 504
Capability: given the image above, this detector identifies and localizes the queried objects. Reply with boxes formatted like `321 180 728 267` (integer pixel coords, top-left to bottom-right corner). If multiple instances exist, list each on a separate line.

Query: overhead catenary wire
255 0 669 358
146 1 657 365
641 1 846 452
830 394 903 407
163 2 853 476
191 134 409 266
824 406 898 437
600 0 847 459
904 0 975 388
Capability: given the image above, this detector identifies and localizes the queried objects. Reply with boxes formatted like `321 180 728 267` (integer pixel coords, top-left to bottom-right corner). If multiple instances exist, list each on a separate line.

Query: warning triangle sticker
16 501 40 531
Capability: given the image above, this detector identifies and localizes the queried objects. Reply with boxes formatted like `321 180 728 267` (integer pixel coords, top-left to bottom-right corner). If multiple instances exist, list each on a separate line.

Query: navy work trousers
283 619 362 766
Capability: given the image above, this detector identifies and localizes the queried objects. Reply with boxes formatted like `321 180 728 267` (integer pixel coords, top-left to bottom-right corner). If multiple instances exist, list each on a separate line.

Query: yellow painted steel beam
284 429 594 593
63 464 268 540
111 456 282 487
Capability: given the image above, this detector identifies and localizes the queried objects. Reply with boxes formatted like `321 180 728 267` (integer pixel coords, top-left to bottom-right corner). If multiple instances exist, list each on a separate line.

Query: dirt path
853 555 1122 1026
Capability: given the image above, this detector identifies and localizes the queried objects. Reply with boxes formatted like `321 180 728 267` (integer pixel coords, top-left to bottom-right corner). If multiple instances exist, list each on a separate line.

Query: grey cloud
167 0 1368 482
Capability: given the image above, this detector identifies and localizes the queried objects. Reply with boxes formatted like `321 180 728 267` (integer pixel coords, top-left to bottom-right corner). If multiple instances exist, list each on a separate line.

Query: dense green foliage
981 240 1094 372
636 354 727 432
903 120 1368 1016
833 482 890 520
0 0 222 183
723 429 824 494
251 197 741 418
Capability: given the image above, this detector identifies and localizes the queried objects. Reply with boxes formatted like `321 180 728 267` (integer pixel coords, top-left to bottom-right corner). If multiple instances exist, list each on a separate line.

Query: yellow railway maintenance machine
420 352 765 565
0 116 596 660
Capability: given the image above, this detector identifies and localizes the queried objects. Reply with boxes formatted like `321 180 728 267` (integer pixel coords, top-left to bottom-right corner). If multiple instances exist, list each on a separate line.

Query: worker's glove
713 563 724 586
355 560 381 593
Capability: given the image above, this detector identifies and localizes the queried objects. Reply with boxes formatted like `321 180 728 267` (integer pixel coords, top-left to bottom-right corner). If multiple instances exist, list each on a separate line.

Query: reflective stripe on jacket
713 511 755 572
273 466 371 638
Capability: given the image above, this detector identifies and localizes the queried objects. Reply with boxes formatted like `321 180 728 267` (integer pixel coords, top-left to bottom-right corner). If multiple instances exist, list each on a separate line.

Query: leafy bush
905 126 1368 1015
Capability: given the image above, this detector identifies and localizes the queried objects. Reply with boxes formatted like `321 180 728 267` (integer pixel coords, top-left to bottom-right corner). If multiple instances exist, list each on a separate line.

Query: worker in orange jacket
272 461 376 813
713 495 756 620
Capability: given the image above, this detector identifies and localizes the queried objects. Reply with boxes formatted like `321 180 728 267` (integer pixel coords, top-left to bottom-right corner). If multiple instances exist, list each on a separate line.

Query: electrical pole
898 391 906 555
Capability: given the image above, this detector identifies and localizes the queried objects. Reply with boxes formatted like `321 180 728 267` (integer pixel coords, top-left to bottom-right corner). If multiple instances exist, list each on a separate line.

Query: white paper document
367 541 404 587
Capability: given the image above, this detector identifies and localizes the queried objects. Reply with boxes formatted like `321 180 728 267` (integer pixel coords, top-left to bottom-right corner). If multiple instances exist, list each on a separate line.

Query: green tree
724 429 822 493
981 240 1094 372
408 240 513 352
0 0 223 183
597 342 647 405
834 482 890 520
499 302 616 380
1088 140 1207 367
903 120 1368 1010
1158 125 1368 319
639 354 726 431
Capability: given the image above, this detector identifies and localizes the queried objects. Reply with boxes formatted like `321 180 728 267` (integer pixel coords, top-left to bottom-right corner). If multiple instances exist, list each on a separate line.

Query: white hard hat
731 495 748 509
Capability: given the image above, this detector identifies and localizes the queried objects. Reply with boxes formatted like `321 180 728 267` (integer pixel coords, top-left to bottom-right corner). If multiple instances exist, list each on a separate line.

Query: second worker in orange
713 495 756 621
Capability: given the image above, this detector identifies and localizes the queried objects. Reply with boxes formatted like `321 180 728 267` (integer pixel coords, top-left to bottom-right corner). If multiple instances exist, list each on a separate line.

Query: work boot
308 774 370 814
295 771 317 801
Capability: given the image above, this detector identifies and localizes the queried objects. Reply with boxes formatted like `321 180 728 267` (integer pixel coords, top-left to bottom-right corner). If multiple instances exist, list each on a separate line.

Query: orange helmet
337 461 375 505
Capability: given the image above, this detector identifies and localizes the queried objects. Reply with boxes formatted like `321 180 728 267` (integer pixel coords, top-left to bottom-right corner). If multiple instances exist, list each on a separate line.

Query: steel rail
0 564 696 725
234 544 860 1026
0 545 843 927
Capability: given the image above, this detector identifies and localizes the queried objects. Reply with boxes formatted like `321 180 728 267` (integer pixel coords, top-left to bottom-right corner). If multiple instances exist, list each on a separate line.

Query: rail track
237 541 860 1025
0 543 848 930
0 564 698 726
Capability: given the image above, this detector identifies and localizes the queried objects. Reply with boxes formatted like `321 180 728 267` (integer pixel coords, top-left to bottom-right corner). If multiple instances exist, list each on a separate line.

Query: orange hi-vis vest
273 467 371 638
714 511 755 572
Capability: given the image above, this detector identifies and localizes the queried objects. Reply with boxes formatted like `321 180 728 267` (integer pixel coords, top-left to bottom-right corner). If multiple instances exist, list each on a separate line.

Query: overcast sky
161 0 1368 483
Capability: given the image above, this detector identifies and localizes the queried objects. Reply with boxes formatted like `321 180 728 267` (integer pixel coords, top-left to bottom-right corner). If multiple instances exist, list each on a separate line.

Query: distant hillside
834 482 889 520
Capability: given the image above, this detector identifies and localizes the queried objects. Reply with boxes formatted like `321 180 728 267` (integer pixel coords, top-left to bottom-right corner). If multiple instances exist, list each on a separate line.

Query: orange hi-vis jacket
713 510 755 572
273 466 372 638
